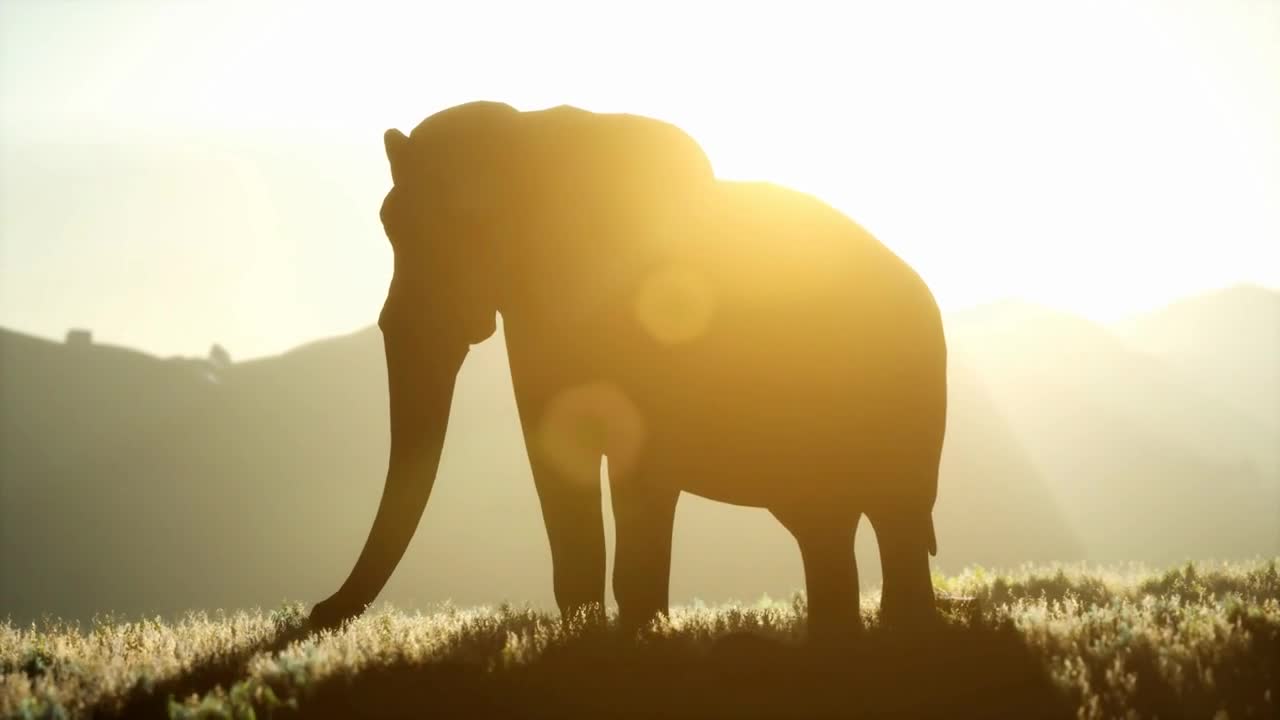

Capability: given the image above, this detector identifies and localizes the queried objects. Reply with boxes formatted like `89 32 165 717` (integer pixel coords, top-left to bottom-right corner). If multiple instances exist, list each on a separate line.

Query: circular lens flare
634 265 715 346
537 381 647 488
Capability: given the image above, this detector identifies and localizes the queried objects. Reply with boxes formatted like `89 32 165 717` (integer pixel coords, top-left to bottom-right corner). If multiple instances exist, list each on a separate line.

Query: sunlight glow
0 0 1276 357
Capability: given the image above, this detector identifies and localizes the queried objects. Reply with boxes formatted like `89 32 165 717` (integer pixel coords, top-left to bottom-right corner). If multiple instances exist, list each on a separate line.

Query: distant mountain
932 360 1082 564
1 324 548 624
1115 284 1280 432
1 321 1081 624
946 297 1279 563
5 286 1277 624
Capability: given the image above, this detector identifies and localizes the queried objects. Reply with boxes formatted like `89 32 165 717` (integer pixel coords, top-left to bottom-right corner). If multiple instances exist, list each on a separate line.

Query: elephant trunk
316 329 466 623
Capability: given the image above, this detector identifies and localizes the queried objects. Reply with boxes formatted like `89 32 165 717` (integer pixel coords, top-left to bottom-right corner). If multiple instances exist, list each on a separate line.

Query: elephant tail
927 515 937 556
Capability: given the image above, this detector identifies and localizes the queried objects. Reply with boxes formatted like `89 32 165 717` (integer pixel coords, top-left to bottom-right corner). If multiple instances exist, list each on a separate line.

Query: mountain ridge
2 283 1275 624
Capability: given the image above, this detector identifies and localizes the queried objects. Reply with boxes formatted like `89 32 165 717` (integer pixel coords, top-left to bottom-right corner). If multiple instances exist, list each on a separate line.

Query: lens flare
536 381 647 488
633 265 716 346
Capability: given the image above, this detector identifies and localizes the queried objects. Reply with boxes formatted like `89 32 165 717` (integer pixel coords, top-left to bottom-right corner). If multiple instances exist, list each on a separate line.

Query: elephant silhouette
309 101 948 640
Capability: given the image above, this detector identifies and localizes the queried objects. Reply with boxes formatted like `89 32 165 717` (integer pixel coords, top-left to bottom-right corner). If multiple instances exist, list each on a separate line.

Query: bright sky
1 0 1277 359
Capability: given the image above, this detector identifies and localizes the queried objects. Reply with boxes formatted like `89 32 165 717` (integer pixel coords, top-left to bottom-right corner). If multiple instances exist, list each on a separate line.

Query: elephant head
310 101 717 629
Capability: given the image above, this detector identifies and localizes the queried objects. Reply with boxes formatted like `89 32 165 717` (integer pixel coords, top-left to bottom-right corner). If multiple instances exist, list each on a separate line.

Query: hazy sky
2 0 1277 359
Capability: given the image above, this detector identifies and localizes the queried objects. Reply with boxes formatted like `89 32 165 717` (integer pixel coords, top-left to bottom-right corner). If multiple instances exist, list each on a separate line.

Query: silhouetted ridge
2 284 1275 624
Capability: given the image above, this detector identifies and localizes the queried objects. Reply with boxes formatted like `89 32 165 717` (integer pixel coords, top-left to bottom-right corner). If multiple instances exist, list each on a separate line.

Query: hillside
2 286 1277 624
1116 284 1280 432
945 297 1280 562
4 561 1278 720
1 321 1081 625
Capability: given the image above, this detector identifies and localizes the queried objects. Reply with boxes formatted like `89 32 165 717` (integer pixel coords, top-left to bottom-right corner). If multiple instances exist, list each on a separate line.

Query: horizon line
2 281 1273 365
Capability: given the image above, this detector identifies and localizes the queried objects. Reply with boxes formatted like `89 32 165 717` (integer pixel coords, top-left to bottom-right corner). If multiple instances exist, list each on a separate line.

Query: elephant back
513 105 717 218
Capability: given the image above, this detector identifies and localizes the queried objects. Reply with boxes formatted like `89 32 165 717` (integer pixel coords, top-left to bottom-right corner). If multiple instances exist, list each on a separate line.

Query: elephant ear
384 128 411 185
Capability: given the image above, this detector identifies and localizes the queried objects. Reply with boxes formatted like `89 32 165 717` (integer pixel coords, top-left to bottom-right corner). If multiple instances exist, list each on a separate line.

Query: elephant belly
622 341 946 510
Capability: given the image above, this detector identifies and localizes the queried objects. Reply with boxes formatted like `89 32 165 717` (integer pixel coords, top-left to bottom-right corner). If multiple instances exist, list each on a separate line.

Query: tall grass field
4 560 1277 719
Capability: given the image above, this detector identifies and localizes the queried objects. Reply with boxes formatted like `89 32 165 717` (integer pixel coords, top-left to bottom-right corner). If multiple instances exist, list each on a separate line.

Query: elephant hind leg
772 508 862 643
610 476 679 636
867 507 938 630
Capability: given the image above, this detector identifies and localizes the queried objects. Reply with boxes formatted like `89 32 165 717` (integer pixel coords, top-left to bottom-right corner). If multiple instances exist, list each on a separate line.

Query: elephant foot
309 592 371 632
616 607 667 638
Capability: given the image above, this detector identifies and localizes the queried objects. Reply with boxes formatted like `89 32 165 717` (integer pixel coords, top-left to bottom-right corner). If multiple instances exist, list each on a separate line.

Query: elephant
309 101 948 640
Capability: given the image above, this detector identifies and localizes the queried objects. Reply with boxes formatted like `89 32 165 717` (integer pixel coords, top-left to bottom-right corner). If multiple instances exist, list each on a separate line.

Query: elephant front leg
529 451 608 623
868 508 938 630
610 473 679 636
510 365 611 624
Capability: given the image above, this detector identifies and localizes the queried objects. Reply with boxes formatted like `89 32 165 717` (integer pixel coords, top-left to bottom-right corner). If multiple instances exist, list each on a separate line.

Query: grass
3 560 1277 719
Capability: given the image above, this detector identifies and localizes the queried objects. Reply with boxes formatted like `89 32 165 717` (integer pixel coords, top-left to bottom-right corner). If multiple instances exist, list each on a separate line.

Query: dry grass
3 559 1277 719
